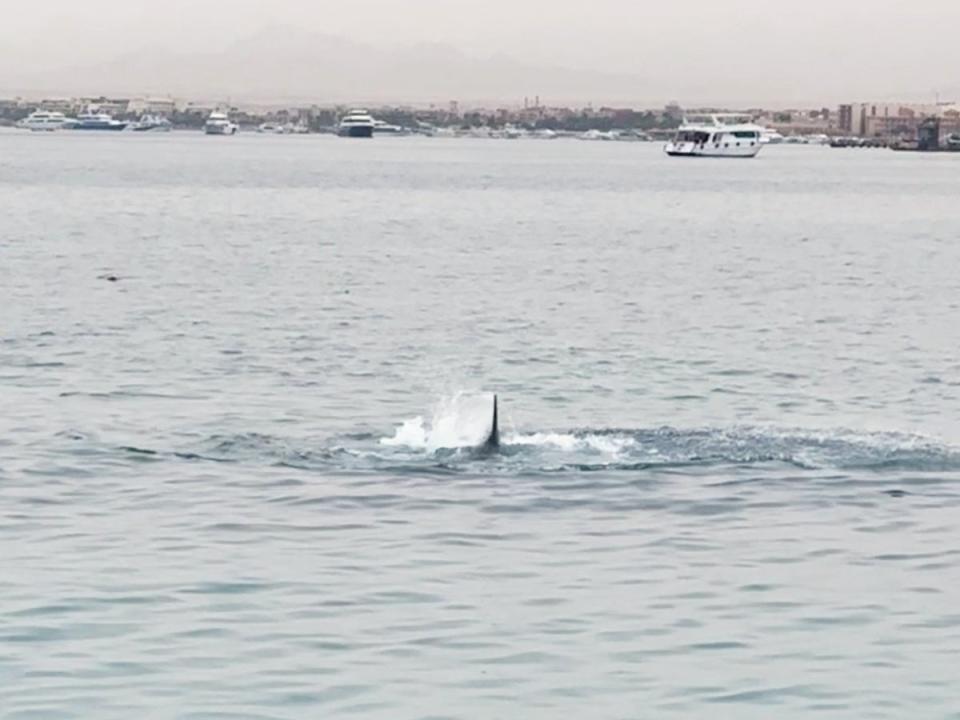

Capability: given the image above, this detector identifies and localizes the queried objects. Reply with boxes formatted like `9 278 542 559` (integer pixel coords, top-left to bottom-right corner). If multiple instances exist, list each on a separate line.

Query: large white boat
72 111 127 131
18 111 73 131
665 114 764 158
204 111 238 135
337 109 375 138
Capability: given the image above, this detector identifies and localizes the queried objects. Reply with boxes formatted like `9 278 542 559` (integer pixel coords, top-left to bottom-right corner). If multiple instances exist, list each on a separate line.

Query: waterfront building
127 97 177 116
839 102 960 137
39 98 76 113
78 97 131 116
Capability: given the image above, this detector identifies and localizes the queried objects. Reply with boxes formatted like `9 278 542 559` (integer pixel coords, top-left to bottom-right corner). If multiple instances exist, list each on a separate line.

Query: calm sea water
2 129 960 719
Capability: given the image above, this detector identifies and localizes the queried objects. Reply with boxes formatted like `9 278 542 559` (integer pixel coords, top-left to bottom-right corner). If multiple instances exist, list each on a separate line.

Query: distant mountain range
4 27 652 106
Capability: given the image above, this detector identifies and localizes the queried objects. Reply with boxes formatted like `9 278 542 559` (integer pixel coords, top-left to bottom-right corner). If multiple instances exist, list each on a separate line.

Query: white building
127 97 178 116
39 98 76 113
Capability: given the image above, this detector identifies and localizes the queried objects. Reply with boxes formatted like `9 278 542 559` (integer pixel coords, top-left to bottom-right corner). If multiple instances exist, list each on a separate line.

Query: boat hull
204 125 237 135
665 141 761 158
891 146 960 153
72 124 128 131
338 126 374 138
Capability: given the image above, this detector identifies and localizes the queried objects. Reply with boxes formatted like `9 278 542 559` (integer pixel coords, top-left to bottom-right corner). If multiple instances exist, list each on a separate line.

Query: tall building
838 104 853 133
838 102 960 137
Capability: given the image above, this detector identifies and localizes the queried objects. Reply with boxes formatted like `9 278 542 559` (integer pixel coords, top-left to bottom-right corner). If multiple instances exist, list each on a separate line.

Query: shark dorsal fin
481 393 500 451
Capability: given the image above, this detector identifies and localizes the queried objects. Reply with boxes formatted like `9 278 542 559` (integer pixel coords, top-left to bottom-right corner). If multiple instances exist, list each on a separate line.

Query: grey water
2 129 960 719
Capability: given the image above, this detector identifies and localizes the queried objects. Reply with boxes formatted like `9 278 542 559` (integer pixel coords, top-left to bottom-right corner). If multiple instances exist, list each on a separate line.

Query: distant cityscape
2 94 960 143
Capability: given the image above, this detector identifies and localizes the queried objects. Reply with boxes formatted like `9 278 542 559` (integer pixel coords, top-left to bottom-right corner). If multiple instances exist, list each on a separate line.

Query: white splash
381 392 497 452
380 416 429 449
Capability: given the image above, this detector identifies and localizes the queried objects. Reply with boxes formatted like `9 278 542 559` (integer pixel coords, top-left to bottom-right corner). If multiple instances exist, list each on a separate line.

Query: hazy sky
2 0 959 106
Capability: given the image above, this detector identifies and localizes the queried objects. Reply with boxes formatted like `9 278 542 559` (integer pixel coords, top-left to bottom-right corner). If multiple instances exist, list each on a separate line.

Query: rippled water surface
2 130 960 718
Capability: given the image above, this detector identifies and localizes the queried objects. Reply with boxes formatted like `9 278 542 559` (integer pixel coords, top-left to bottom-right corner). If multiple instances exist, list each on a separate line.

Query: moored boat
204 111 238 135
337 110 375 138
17 111 73 131
372 119 408 135
131 115 172 132
72 111 128 131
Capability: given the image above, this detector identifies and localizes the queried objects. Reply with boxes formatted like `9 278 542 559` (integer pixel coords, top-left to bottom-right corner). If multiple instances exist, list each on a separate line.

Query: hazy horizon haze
2 0 959 106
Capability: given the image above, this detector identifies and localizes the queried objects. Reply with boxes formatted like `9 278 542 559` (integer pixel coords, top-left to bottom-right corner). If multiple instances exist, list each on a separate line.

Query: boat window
733 131 758 138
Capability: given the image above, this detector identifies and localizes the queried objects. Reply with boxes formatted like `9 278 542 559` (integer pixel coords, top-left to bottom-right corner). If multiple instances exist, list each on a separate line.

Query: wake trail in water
93 394 960 476
372 393 960 474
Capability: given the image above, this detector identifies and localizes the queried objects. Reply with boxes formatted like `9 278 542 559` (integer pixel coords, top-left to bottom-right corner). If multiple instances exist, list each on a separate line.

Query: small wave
60 390 207 400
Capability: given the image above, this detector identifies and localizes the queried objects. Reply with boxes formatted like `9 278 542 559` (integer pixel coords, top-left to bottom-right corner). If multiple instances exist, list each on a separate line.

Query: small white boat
463 127 493 138
580 129 616 141
760 129 785 144
665 114 764 158
611 130 650 142
204 111 238 135
18 110 73 131
414 122 438 137
337 110 375 138
372 119 407 135
131 115 172 132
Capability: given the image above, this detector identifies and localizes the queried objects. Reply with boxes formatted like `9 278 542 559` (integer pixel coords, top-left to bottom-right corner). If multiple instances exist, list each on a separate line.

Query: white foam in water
381 392 497 452
508 431 637 456
509 432 580 451
379 416 429 449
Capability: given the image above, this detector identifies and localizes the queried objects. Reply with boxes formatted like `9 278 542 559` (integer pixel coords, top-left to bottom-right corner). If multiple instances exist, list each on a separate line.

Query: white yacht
337 109 375 138
665 114 764 158
204 111 238 135
18 111 73 131
72 111 128 131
